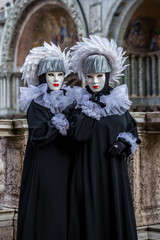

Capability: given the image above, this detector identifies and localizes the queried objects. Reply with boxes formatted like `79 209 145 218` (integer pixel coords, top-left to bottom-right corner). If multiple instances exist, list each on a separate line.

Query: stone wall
131 112 160 227
0 119 27 209
0 119 27 240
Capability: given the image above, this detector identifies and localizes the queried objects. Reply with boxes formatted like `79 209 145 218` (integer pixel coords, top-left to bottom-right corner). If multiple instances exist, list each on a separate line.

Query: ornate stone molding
0 119 28 137
103 0 144 45
131 112 160 132
0 0 87 71
137 224 160 240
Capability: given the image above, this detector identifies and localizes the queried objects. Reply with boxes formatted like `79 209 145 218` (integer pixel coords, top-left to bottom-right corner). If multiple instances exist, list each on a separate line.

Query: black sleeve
116 111 141 157
68 108 98 142
126 111 141 144
27 101 59 147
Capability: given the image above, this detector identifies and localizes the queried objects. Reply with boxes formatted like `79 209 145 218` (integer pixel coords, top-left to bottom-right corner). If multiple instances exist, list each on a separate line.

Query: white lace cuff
51 113 69 136
81 100 102 120
117 132 138 154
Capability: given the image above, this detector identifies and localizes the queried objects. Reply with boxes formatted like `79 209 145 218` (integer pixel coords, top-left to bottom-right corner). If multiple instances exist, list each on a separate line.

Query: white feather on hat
69 35 129 83
20 42 72 86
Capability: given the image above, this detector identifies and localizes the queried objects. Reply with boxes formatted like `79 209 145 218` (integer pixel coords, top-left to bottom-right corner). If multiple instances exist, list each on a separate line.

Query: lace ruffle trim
51 113 69 136
81 100 102 120
18 83 74 114
73 84 132 119
117 132 138 154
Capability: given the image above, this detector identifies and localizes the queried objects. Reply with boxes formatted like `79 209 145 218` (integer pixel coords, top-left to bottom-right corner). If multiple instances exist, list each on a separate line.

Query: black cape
17 99 72 240
67 108 140 240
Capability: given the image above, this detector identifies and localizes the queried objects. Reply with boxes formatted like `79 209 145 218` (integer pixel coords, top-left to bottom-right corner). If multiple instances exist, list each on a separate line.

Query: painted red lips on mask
53 84 59 87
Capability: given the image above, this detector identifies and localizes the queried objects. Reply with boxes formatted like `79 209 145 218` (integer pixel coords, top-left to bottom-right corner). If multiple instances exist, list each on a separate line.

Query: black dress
67 107 140 240
17 100 71 240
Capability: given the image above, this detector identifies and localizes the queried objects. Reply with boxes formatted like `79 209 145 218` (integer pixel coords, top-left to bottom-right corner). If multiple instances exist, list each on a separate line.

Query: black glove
62 100 77 120
109 138 132 156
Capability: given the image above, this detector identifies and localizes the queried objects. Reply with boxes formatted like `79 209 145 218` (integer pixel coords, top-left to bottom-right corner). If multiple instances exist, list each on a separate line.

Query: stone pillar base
0 206 17 240
137 224 160 240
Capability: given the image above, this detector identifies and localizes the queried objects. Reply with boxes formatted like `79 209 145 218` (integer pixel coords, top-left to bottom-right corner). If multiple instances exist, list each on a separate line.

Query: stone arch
0 0 88 72
103 0 144 46
105 0 160 110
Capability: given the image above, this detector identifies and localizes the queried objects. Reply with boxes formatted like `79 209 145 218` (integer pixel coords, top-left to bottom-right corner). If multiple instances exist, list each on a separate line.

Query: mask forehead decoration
20 42 71 86
69 35 128 83
83 54 111 75
38 57 65 76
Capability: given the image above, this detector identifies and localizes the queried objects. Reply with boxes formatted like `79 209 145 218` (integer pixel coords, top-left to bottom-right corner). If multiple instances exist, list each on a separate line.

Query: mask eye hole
48 73 54 76
87 75 93 79
97 74 103 77
58 73 64 76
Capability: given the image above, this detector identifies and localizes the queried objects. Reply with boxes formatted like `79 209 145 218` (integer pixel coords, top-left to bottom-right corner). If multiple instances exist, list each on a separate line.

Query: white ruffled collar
73 84 132 118
18 83 132 118
18 83 74 114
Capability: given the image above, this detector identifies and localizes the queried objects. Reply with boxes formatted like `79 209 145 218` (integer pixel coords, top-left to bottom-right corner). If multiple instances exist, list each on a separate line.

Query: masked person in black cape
17 42 75 240
64 36 141 240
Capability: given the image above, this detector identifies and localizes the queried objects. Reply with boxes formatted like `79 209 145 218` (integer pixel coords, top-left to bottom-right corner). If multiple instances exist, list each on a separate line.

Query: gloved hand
62 100 77 120
109 139 131 156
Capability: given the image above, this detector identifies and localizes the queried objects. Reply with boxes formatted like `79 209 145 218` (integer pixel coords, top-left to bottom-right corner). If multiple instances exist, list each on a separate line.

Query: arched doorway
123 0 160 111
0 0 87 72
107 0 160 111
16 5 79 70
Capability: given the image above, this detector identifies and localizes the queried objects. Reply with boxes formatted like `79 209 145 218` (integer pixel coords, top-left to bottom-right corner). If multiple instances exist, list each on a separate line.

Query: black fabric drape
17 100 71 240
67 109 140 240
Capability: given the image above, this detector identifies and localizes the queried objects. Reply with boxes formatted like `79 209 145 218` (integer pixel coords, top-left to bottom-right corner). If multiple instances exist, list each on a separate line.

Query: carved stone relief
90 3 102 34
0 136 26 209
132 113 160 226
0 0 87 71
0 118 28 209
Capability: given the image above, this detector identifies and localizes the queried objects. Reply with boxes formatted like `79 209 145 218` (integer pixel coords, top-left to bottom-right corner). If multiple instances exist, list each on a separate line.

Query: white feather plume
20 42 72 86
69 35 128 82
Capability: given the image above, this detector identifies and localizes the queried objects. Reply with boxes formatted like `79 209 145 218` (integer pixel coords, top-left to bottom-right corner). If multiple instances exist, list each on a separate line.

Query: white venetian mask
46 71 64 91
86 73 106 92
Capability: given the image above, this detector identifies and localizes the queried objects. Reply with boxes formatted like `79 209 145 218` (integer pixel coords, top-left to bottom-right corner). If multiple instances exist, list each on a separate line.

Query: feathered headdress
20 42 71 86
69 35 128 82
